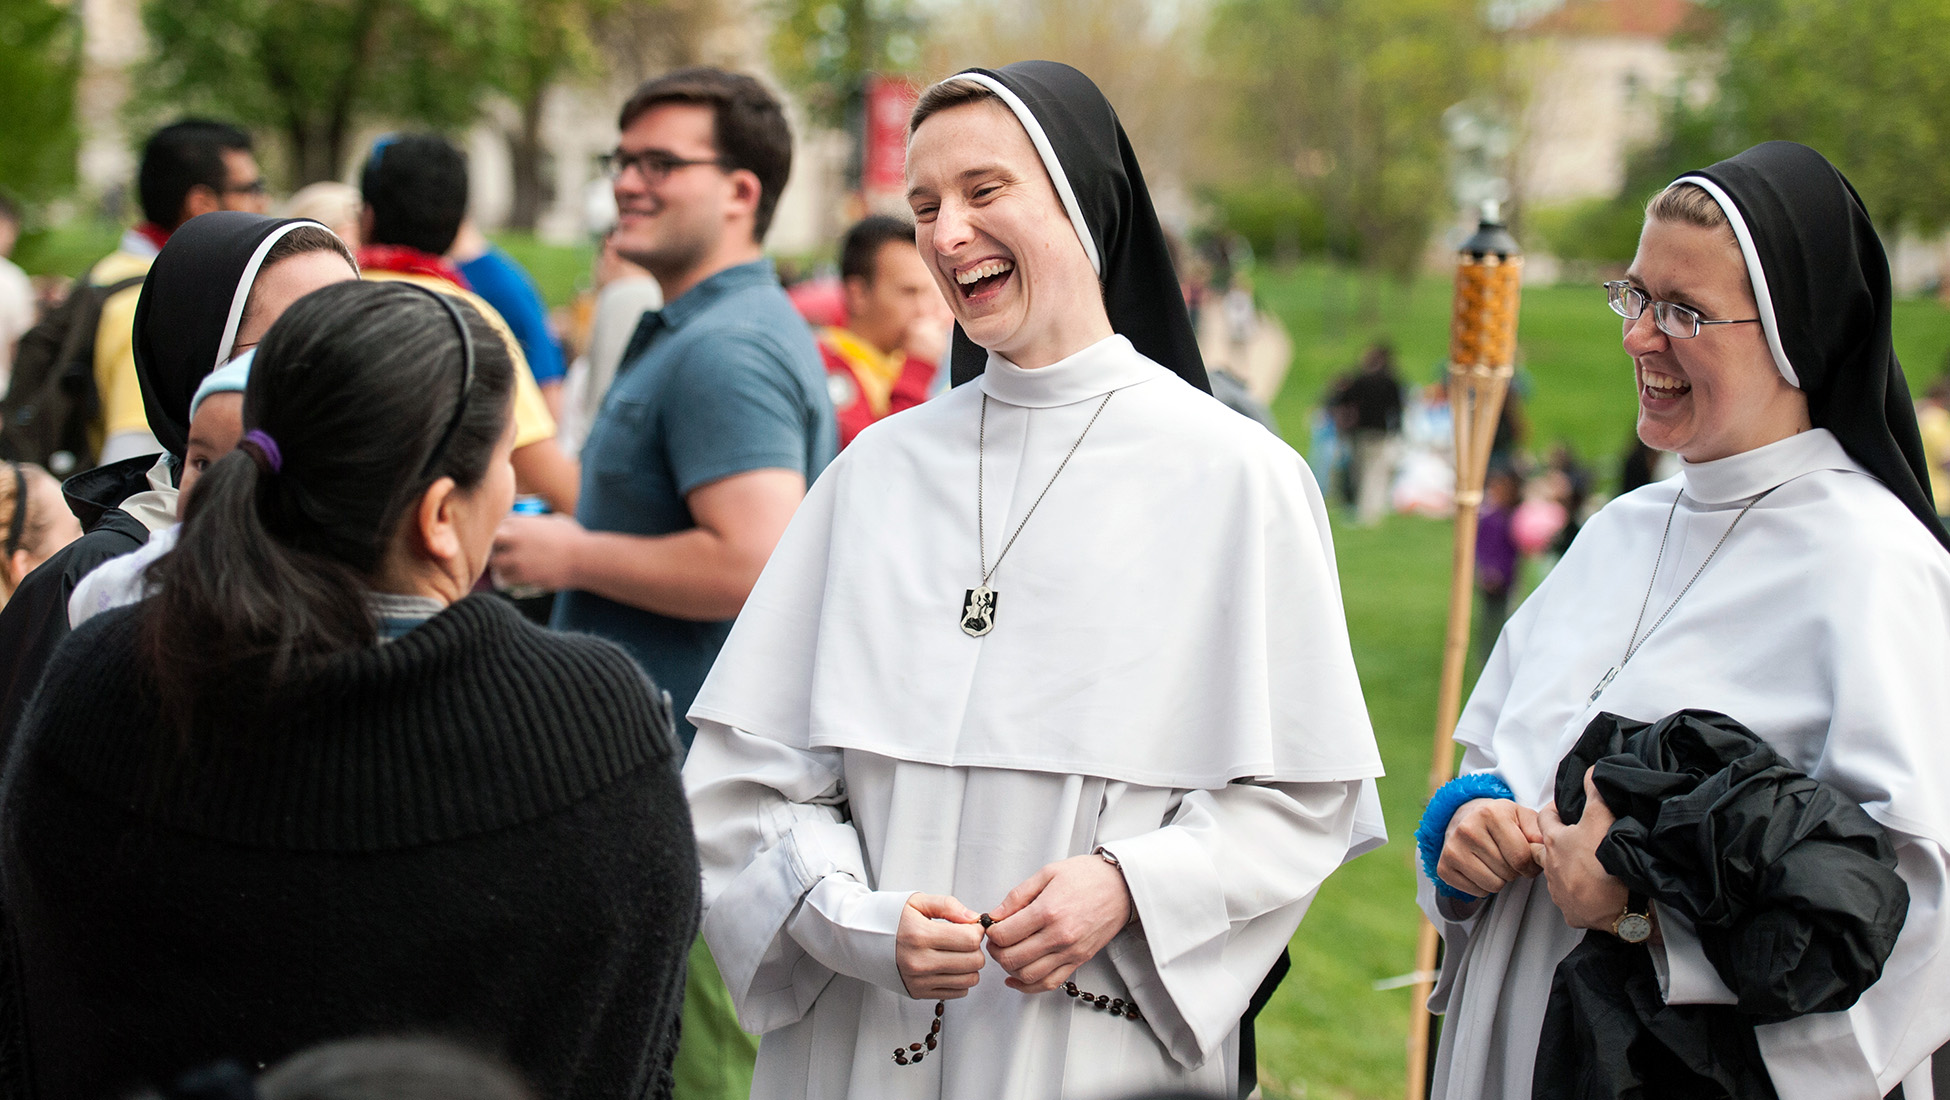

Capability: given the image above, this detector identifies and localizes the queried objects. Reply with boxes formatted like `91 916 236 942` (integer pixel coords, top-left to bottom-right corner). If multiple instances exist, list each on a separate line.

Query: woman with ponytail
0 281 698 1100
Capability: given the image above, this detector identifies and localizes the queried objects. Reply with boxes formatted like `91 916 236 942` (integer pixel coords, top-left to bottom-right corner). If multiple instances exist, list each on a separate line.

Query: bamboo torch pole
1404 207 1523 1100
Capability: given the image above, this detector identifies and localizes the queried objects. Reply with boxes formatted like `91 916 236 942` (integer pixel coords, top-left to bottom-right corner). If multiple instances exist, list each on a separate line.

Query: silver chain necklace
959 391 1115 637
1588 485 1779 703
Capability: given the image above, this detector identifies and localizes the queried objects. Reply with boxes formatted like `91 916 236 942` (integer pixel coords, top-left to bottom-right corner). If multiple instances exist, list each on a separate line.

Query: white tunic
684 335 1387 1099
1422 428 1950 1100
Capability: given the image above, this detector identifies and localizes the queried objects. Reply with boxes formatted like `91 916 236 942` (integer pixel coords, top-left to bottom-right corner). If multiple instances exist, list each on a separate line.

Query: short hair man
354 134 578 514
819 214 946 446
680 63 1383 1097
487 69 835 1098
93 119 269 465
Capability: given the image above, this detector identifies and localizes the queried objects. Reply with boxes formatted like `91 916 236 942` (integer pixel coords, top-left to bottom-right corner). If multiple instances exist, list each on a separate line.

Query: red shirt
818 327 937 447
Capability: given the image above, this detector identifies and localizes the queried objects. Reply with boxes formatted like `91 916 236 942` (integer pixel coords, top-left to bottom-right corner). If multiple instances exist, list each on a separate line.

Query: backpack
0 266 145 476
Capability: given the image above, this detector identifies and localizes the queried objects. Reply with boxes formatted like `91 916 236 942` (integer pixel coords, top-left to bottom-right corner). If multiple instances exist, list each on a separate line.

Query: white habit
685 334 1387 1099
1422 428 1950 1100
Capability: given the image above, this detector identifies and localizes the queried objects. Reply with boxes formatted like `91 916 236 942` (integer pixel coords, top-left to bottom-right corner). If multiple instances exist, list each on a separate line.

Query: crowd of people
0 55 1946 1100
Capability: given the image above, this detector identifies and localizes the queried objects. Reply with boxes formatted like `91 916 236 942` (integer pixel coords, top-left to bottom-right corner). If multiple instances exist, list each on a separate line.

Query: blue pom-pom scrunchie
1416 772 1516 901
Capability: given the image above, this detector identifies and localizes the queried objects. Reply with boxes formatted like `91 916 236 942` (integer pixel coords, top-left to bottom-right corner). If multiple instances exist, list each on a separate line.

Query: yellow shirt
360 270 557 449
90 250 159 449
819 325 904 417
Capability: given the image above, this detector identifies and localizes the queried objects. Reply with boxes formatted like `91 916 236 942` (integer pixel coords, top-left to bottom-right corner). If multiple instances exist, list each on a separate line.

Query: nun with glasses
681 61 1385 1098
1418 142 1950 1099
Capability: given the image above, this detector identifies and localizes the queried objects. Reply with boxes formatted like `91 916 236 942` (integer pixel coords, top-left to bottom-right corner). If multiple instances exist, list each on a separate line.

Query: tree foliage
770 0 926 132
139 0 514 186
1710 0 1950 234
1206 0 1505 279
0 0 81 205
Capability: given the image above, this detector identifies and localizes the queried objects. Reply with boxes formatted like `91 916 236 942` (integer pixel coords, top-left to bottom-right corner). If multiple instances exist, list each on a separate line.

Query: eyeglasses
600 148 729 183
224 178 268 196
1604 280 1760 339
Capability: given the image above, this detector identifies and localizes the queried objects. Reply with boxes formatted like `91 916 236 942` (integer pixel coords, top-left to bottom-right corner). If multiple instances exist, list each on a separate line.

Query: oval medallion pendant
960 586 998 637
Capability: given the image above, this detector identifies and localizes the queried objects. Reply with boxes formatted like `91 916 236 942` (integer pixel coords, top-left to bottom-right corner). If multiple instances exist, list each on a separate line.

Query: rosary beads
894 913 1143 1067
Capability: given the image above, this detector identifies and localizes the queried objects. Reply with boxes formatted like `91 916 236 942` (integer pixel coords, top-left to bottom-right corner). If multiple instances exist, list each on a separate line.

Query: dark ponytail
141 280 514 730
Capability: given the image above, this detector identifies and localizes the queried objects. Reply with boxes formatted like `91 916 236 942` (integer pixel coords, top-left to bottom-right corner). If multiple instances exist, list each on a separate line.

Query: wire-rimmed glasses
1604 280 1760 339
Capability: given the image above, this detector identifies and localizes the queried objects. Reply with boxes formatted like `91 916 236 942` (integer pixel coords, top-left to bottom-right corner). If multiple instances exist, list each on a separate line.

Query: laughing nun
680 61 1387 1099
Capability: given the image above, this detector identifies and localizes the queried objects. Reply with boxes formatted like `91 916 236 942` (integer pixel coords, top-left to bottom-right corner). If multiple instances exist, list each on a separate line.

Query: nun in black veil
1416 142 1950 1100
680 61 1387 1098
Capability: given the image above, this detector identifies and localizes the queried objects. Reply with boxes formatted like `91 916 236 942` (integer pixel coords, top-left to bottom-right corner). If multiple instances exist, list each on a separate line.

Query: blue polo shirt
552 259 835 749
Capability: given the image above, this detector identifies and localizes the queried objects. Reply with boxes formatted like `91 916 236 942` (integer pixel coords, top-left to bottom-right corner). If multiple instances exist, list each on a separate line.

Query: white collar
976 334 1166 408
1679 428 1861 504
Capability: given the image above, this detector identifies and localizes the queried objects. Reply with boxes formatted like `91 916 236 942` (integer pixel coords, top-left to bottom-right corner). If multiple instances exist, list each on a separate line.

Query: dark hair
257 1037 535 1100
618 68 793 241
139 119 254 231
360 134 469 255
236 224 360 337
141 280 513 728
839 215 916 284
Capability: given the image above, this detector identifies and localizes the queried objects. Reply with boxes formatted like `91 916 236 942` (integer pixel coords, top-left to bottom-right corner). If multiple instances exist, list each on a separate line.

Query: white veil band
1671 175 1800 388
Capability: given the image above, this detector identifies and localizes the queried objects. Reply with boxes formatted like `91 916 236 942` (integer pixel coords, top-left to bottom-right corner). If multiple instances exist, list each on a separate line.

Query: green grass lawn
1249 263 1950 1099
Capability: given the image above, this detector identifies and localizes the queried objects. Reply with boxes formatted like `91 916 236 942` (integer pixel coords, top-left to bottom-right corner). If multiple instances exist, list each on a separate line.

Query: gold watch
1612 892 1654 944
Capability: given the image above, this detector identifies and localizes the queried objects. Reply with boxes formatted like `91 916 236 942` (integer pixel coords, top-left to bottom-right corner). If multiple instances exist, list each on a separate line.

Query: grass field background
16 225 1950 1098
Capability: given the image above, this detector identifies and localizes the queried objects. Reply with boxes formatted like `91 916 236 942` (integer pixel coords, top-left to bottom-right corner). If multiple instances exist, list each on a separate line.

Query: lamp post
1404 203 1523 1100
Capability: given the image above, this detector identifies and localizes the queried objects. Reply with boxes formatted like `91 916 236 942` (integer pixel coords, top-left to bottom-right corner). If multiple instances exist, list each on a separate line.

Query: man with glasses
85 119 270 467
488 67 833 1100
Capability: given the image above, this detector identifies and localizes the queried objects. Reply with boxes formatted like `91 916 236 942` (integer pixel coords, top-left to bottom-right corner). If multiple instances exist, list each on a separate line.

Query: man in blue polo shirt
492 67 833 751
489 66 833 1100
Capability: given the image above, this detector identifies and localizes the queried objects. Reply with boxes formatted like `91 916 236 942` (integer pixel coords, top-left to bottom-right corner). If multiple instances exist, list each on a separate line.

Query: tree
1207 0 1505 283
0 0 81 205
139 0 513 186
481 0 612 231
1709 0 1950 235
770 0 927 190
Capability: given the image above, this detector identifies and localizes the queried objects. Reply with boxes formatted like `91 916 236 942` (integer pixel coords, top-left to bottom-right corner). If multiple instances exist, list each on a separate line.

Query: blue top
458 245 566 385
552 259 836 749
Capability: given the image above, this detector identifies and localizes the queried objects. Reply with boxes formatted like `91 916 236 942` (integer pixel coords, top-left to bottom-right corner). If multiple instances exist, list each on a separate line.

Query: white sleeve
1096 779 1362 1070
1648 904 1738 1005
1754 834 1950 1100
682 720 912 1034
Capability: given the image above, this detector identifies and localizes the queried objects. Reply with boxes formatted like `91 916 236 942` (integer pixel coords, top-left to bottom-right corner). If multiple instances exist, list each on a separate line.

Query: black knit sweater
0 594 698 1100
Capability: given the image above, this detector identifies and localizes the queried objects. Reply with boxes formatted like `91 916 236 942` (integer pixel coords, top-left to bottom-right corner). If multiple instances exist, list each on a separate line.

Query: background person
1 462 82 608
1419 145 1950 1099
818 213 946 447
91 119 270 466
0 214 356 754
356 133 579 513
0 280 698 1100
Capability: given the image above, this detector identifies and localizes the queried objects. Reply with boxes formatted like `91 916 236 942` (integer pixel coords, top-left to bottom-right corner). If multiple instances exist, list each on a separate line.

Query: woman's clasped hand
894 853 1135 1000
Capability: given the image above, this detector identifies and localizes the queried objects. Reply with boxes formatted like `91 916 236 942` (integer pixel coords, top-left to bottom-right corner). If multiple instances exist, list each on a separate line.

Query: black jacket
1532 709 1908 1100
0 455 157 759
0 595 698 1100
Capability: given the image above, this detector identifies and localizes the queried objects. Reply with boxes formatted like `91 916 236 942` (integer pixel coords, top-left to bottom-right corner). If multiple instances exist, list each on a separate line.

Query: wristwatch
1612 892 1654 944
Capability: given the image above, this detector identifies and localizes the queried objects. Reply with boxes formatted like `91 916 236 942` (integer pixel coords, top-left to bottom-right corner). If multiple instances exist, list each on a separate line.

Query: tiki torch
1404 205 1522 1100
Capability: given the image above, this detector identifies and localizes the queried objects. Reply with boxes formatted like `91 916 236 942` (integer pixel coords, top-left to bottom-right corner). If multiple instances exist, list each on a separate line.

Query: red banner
862 74 919 197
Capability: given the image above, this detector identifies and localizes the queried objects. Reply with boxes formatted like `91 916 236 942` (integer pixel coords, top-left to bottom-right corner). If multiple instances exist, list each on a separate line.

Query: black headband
5 462 28 559
402 284 478 479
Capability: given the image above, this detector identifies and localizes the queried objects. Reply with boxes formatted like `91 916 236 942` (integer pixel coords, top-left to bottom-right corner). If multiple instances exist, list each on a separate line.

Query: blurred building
1512 0 1706 206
